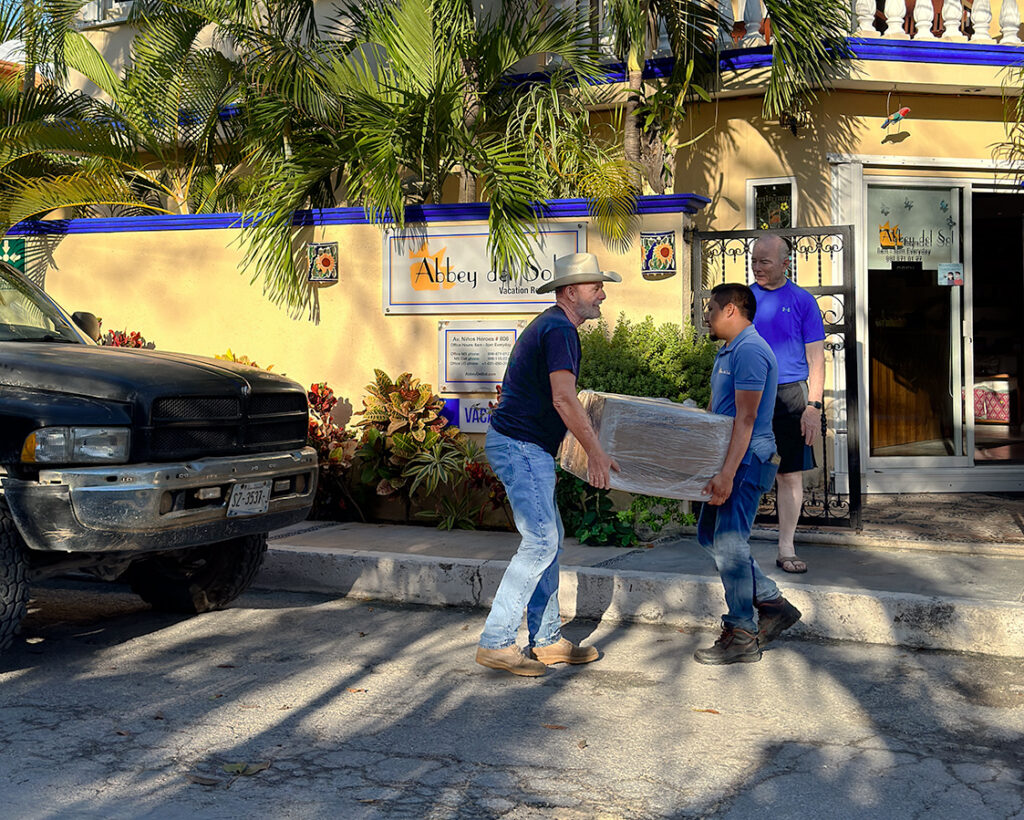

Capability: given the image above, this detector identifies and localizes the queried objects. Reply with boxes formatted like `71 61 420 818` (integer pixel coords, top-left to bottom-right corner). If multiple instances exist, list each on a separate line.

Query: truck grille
147 391 308 459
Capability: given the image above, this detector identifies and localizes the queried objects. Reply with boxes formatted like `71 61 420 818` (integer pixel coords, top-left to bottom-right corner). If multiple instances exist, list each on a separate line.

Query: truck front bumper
2 447 317 553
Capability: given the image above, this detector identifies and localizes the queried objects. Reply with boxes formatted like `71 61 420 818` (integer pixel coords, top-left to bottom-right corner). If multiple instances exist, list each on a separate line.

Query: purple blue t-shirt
490 306 581 456
751 280 825 384
710 324 778 463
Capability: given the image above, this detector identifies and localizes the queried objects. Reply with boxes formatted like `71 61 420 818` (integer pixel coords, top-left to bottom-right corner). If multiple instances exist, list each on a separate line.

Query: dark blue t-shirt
490 306 581 455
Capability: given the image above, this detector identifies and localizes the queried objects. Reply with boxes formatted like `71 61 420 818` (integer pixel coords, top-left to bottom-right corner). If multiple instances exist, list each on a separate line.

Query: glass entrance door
865 183 970 467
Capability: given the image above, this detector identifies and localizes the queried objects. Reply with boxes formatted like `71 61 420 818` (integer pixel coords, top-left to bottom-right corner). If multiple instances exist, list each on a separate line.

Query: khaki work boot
531 637 599 666
693 626 762 665
475 644 547 677
756 596 802 645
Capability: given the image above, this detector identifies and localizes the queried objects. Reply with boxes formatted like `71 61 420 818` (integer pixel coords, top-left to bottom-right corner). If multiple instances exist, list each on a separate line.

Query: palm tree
2 0 639 316
239 0 639 315
0 0 251 231
605 0 853 193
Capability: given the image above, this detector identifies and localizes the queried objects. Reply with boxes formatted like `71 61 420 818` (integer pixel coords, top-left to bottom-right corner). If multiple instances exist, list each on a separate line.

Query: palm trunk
459 58 479 203
623 64 644 192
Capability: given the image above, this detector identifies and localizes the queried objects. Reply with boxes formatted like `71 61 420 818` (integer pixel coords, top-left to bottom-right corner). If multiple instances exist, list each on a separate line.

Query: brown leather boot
475 644 547 676
693 626 762 665
531 638 599 665
756 596 802 645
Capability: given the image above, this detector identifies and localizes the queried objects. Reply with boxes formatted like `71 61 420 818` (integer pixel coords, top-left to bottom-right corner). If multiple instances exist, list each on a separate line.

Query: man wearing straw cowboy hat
476 252 621 677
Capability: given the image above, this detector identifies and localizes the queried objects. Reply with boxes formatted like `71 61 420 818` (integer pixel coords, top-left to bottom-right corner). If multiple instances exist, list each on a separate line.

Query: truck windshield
0 266 83 343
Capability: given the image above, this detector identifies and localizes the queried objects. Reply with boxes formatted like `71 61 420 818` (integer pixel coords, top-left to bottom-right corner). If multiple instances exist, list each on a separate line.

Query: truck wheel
125 533 268 614
0 501 31 653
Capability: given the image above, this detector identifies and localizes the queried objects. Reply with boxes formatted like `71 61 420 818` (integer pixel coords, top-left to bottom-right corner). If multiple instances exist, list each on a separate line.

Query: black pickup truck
0 261 317 653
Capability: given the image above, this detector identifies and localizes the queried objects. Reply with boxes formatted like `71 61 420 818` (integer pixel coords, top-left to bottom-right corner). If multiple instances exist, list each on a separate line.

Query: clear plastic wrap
559 390 734 501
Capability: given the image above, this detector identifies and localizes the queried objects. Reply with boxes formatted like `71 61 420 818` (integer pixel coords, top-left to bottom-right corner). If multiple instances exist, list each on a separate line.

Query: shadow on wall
674 95 863 230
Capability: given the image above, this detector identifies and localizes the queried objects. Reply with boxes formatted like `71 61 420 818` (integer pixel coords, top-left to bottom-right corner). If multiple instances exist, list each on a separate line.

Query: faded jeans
479 427 564 650
697 453 782 634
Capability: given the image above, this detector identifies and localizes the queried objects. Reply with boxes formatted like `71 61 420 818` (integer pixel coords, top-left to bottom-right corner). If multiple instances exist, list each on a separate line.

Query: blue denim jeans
479 427 564 650
697 454 782 633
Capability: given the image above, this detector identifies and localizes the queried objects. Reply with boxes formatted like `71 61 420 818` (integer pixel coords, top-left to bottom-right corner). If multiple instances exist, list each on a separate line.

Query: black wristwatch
807 401 823 409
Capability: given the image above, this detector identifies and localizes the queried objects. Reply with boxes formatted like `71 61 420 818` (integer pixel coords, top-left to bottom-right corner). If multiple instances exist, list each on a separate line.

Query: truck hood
0 342 301 402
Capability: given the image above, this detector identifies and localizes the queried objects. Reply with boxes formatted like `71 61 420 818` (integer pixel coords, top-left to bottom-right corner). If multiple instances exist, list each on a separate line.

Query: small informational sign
384 223 586 314
938 262 964 286
307 241 339 283
439 320 525 392
458 399 496 433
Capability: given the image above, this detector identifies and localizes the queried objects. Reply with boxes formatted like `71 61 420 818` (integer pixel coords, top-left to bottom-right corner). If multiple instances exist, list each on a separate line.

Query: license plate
227 480 272 517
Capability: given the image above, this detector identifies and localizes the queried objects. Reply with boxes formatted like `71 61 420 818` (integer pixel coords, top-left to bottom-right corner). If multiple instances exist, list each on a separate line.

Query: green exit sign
1 238 25 271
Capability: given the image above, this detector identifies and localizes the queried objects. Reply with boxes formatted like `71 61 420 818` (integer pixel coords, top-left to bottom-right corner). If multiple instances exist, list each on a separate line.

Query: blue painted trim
716 38 1024 73
8 194 710 236
846 37 1024 67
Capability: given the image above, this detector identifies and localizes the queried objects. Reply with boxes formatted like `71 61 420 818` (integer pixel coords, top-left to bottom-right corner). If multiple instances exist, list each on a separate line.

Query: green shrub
577 313 717 408
555 467 637 547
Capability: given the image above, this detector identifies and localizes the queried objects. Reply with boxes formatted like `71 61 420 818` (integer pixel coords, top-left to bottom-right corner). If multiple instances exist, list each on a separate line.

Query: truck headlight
21 427 131 464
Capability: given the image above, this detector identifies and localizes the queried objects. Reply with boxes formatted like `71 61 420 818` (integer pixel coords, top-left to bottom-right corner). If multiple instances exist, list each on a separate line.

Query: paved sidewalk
258 521 1024 658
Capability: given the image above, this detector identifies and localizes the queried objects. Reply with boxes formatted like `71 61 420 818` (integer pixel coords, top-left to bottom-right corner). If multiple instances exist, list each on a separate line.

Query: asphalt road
1 579 1022 820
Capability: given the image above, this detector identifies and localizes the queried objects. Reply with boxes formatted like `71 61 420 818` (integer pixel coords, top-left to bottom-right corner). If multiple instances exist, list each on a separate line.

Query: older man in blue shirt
695 283 802 665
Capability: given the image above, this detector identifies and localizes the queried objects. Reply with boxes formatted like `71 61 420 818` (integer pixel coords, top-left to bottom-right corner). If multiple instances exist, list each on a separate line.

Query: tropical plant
414 437 513 530
307 381 361 521
604 0 853 192
555 465 637 547
215 348 275 371
617 493 695 541
239 0 640 314
100 327 156 348
353 369 463 518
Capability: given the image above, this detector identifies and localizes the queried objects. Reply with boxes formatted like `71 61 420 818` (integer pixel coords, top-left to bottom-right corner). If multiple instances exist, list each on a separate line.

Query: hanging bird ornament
882 106 910 129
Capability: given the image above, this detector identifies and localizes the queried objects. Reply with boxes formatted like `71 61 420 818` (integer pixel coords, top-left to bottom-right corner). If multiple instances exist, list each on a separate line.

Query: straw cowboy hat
536 253 622 294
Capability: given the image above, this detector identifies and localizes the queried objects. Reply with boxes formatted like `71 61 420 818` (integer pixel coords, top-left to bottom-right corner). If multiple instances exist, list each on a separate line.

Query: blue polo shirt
490 306 581 456
710 324 778 463
751 280 825 384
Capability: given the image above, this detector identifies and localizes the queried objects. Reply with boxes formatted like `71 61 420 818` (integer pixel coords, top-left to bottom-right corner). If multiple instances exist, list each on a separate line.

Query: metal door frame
691 225 862 529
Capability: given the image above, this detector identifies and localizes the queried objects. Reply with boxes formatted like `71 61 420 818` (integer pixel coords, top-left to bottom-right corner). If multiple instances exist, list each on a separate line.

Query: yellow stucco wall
675 89 1011 230
38 211 694 418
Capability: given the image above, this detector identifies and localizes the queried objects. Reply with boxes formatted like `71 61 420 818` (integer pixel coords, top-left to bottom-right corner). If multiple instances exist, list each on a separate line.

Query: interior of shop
971 192 1024 462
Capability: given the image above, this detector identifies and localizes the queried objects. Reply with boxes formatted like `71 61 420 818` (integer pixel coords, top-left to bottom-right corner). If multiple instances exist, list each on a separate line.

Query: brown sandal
776 556 808 574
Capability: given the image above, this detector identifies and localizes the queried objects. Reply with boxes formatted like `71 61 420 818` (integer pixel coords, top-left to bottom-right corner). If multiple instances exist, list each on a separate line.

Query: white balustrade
1000 0 1023 43
913 0 937 39
884 0 912 36
741 0 766 46
718 0 736 49
940 0 968 40
853 0 878 35
971 0 995 42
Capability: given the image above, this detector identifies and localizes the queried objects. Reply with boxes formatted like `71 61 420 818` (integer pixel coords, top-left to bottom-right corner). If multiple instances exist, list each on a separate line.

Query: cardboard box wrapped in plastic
559 390 733 501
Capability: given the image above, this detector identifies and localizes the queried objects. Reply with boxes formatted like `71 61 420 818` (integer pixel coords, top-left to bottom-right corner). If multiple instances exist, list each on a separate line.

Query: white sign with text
384 223 586 314
439 320 525 392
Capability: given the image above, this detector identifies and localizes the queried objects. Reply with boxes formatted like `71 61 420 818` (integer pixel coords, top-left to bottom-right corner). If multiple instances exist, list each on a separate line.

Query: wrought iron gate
691 226 862 529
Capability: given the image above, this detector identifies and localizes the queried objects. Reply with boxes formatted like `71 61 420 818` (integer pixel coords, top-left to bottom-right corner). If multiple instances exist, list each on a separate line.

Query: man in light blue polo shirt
695 283 802 665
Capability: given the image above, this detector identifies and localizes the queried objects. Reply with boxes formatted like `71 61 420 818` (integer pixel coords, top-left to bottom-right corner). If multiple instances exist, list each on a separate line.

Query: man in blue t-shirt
750 234 826 575
477 253 621 677
695 283 801 665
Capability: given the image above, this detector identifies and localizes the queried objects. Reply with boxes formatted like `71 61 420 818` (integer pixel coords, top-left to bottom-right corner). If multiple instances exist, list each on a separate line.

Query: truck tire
125 533 268 614
0 500 31 653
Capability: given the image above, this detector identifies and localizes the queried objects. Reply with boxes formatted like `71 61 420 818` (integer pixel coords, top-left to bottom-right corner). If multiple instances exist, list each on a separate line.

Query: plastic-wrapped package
559 390 733 501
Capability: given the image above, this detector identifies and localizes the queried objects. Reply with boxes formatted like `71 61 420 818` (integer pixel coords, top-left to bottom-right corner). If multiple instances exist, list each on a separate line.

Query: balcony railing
78 0 133 27
723 0 1023 47
559 0 1024 54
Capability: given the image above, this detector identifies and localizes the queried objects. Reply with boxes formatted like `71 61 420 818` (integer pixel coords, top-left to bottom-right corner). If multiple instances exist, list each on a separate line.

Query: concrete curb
257 547 1024 659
